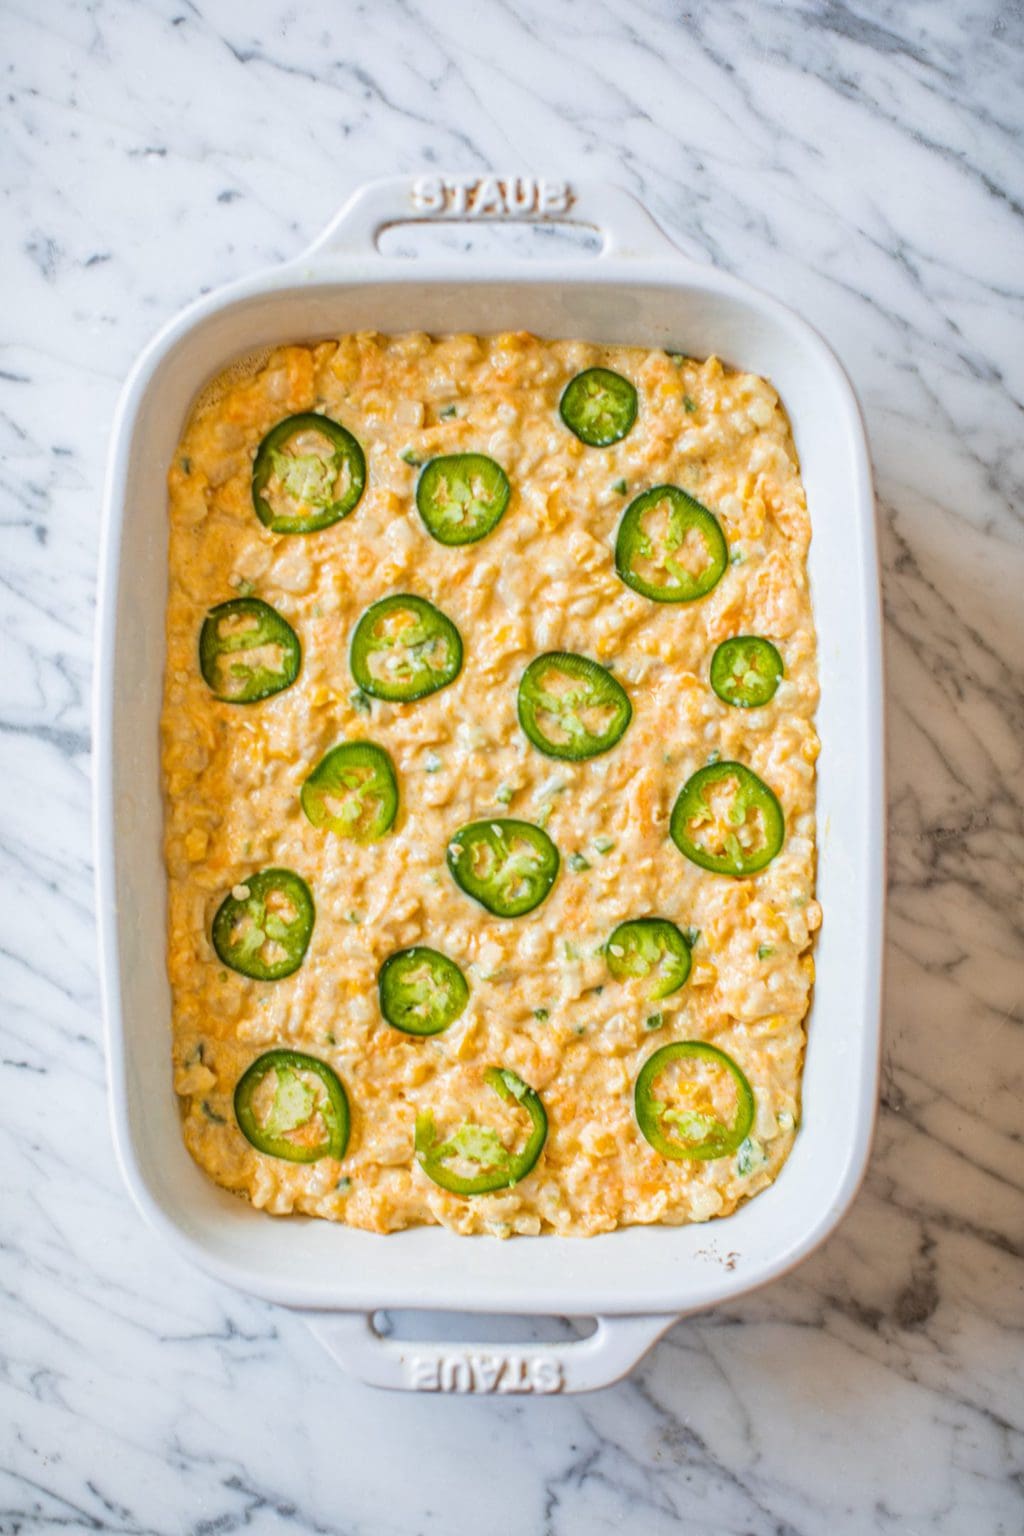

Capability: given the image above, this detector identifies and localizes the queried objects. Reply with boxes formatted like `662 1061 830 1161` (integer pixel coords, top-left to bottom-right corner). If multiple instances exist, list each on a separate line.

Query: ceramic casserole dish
95 175 884 1394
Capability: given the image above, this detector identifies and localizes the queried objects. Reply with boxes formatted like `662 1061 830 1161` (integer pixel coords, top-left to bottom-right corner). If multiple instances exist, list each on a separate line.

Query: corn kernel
456 1022 480 1061
184 828 209 862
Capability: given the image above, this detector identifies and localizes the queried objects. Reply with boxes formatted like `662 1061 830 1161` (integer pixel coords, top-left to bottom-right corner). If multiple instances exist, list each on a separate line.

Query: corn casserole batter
162 331 820 1237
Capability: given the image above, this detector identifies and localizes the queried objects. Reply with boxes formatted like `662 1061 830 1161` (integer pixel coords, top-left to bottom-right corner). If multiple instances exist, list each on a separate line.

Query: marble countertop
3 0 1021 1530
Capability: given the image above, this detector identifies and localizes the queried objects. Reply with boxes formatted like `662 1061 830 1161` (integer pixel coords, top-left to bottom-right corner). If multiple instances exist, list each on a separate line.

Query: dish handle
305 1310 679 1395
302 174 697 263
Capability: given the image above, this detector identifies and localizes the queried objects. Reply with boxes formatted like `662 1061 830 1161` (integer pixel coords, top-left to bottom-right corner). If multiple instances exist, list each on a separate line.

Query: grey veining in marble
2 0 1022 1531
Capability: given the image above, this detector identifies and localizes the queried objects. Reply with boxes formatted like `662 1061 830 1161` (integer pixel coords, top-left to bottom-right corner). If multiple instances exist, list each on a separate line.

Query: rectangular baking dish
95 175 884 1393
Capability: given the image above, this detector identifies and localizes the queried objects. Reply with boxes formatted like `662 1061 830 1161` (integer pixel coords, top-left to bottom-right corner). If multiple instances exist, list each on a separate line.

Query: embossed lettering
505 176 537 213
538 178 572 214
447 180 470 216
470 176 505 216
472 1355 502 1392
531 1357 564 1394
411 1350 567 1392
497 1355 529 1393
409 1356 440 1391
411 175 445 213
409 175 574 221
439 1356 474 1392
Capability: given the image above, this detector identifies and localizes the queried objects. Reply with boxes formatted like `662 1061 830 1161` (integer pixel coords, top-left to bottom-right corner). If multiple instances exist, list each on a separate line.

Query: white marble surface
3 0 1022 1529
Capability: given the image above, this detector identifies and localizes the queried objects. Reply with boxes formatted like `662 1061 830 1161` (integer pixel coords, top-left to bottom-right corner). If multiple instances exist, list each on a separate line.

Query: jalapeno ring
252 412 365 533
414 1066 548 1195
517 652 632 762
615 485 728 603
198 597 301 704
559 367 638 447
635 1041 754 1161
234 1049 349 1163
350 594 463 702
301 741 399 842
416 453 511 545
211 868 315 981
378 946 469 1036
710 636 784 708
605 918 692 1000
446 819 560 918
669 761 785 876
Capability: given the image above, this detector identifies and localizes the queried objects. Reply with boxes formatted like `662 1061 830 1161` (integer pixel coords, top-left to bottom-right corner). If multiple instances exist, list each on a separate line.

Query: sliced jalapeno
378 946 469 1036
670 761 784 876
350 594 463 702
559 367 638 447
252 412 365 534
300 741 398 842
517 652 632 762
416 453 510 545
234 1049 349 1163
414 1066 547 1195
198 597 301 704
605 918 692 1000
212 868 315 981
615 485 728 603
635 1041 754 1161
447 819 559 918
710 636 784 708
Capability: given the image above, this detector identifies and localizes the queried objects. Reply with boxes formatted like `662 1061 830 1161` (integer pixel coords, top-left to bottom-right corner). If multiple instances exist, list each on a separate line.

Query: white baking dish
95 175 884 1394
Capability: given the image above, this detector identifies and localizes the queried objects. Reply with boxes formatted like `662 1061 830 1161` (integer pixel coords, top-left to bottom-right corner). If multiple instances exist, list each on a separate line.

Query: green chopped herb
666 351 688 365
242 840 252 856
593 836 616 855
730 549 746 566
312 602 323 618
201 1100 226 1124
736 1136 769 1177
350 688 372 716
533 1008 550 1022
424 751 443 774
325 1031 337 1045
179 456 192 474
574 1025 586 1036
683 396 697 413
336 1175 352 1191
663 751 673 766
563 941 579 962
439 404 458 420
399 448 423 466
347 910 362 925
684 926 701 948
645 1012 664 1030
612 478 628 495
707 748 721 764
568 852 591 872
757 943 775 960
237 579 255 598
495 782 514 805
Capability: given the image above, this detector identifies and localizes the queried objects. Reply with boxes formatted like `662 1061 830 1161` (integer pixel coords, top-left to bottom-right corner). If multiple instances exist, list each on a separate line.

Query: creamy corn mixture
162 331 820 1237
